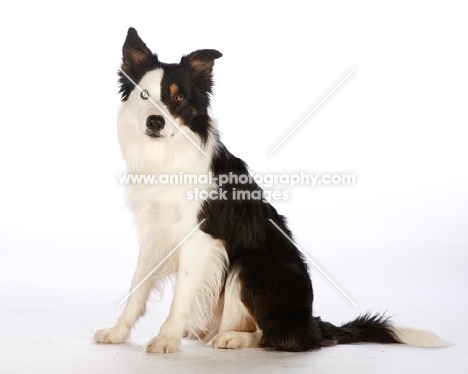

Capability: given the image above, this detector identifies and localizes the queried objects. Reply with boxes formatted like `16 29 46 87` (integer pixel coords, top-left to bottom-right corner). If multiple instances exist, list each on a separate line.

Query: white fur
94 68 228 353
211 330 262 349
217 270 253 332
392 327 451 347
209 269 263 349
147 231 228 353
117 69 214 175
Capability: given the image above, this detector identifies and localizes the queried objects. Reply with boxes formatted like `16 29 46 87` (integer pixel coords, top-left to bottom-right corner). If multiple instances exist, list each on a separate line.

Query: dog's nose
146 115 165 130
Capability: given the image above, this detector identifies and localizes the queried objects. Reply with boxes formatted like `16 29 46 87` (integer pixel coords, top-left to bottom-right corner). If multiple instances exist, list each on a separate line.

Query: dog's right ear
119 28 158 100
121 27 154 72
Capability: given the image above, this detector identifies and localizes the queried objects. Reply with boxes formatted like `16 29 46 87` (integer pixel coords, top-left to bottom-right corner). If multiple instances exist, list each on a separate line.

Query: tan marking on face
178 116 187 126
169 83 179 98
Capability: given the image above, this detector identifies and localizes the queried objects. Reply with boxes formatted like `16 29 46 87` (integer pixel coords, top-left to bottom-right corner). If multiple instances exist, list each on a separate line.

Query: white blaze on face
117 66 215 175
131 68 177 138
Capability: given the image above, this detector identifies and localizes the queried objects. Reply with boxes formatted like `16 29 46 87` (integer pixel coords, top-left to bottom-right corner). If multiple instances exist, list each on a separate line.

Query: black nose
146 115 165 130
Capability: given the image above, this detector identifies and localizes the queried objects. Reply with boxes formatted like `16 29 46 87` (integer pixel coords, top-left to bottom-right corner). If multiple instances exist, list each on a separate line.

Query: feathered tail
317 312 449 348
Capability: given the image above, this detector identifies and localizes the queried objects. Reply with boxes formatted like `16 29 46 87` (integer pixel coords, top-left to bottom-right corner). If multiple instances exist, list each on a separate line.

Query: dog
94 27 446 353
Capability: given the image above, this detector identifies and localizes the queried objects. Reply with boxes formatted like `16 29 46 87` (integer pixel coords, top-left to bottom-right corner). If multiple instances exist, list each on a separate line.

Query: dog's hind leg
210 267 262 349
211 255 322 351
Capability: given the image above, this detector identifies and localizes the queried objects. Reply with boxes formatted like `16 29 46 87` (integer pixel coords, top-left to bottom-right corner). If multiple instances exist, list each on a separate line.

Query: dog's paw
146 335 180 354
94 326 128 344
211 332 246 349
210 331 261 349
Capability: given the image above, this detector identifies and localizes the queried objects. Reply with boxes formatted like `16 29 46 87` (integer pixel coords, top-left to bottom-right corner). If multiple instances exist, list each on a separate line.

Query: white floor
1 237 467 374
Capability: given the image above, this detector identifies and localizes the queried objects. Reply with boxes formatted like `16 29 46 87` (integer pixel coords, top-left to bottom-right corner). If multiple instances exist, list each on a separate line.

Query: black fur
120 28 221 145
199 145 400 351
119 27 401 352
318 313 399 346
119 28 160 101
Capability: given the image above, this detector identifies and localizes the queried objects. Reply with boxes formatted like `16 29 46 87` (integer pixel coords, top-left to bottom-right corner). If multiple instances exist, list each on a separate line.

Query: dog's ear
181 49 222 100
121 27 154 72
186 49 222 79
119 28 159 100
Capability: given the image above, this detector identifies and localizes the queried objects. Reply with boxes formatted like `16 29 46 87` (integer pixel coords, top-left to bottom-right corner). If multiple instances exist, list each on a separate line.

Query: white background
1 1 467 373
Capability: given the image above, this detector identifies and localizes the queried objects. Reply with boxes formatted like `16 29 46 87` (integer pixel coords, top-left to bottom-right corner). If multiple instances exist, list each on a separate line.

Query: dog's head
118 28 222 146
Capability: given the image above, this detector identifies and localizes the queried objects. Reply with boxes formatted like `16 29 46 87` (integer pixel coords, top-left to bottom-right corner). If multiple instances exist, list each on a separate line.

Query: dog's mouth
145 130 174 139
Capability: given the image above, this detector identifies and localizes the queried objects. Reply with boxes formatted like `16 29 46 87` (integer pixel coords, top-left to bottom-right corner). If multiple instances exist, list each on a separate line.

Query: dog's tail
317 313 449 347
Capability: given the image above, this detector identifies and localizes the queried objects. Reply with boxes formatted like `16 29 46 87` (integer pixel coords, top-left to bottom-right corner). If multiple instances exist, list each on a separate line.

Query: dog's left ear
186 49 222 79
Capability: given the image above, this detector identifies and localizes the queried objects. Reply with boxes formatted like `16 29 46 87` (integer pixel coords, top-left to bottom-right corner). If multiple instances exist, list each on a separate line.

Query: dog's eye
174 93 184 103
141 90 149 100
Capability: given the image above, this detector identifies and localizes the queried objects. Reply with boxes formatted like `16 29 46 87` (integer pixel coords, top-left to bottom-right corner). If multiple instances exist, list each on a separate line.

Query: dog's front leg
94 244 171 344
146 230 220 353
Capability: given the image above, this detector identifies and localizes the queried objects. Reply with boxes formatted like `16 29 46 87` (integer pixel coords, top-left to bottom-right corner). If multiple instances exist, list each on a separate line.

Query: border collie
94 27 446 353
